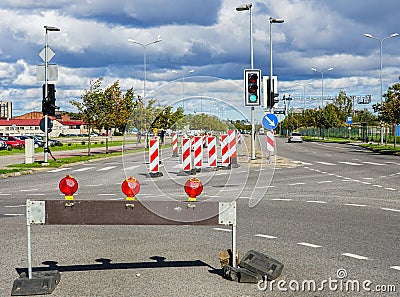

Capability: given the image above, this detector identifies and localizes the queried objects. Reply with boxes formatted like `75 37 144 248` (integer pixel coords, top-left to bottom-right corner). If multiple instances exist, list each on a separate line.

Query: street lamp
128 36 161 101
269 17 284 109
43 25 60 164
172 69 194 111
311 67 333 108
296 82 312 110
236 3 257 160
363 32 399 145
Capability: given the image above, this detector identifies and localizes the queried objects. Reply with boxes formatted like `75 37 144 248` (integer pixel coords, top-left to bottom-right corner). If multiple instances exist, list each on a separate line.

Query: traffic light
42 84 56 116
266 77 279 109
244 69 261 106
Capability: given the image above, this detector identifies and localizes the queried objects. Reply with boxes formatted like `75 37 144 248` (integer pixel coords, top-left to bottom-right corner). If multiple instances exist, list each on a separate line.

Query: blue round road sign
262 113 278 130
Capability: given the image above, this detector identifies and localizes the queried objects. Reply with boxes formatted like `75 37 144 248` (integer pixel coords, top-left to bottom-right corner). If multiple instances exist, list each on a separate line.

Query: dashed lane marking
345 203 367 207
339 161 362 166
271 198 292 201
288 182 306 186
316 161 336 166
47 168 71 173
362 162 385 166
4 205 25 208
317 180 333 184
306 200 327 204
390 266 400 271
213 228 232 232
385 188 397 191
73 167 95 172
373 185 383 188
97 166 117 171
255 234 277 239
297 242 321 248
342 253 369 260
87 184 104 187
381 208 400 213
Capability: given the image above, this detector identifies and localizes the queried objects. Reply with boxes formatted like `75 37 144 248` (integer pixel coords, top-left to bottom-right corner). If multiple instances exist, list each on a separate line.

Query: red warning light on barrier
184 177 203 202
121 176 140 201
59 175 78 202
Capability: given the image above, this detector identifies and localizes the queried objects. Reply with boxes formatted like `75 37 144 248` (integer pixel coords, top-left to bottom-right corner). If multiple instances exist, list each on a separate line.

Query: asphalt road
0 136 399 296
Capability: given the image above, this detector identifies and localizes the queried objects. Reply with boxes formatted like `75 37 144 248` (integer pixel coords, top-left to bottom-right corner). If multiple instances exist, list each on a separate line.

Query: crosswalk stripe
73 167 95 172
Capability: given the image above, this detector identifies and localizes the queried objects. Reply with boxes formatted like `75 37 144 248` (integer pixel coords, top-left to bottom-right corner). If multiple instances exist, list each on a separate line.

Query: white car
288 132 303 143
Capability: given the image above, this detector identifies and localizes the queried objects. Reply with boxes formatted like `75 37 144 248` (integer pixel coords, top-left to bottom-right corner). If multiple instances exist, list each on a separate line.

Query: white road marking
317 180 333 184
297 242 321 248
29 194 45 196
345 203 367 207
97 166 117 171
98 193 116 196
362 162 384 166
20 189 38 192
4 205 25 208
342 253 369 260
255 234 277 239
271 198 292 201
373 185 383 188
4 214 24 217
288 182 306 186
363 177 374 180
339 162 362 166
73 167 95 172
381 208 400 213
213 228 232 232
385 188 397 191
0 193 11 196
362 182 371 185
390 266 400 271
48 167 71 172
306 200 327 204
316 161 336 166
87 184 104 187
123 165 142 171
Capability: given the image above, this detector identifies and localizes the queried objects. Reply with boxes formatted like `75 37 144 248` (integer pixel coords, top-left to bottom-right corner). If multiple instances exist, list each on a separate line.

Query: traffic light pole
250 6 256 160
44 29 49 164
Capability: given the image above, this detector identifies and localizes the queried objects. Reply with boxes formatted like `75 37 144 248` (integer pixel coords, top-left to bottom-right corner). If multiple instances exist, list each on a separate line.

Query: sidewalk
0 143 144 168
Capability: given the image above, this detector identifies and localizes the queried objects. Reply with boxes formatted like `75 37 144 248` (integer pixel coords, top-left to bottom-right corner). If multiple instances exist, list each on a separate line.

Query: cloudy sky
0 0 399 120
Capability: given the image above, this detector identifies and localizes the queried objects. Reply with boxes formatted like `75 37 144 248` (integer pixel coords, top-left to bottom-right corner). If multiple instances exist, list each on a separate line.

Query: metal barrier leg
26 200 32 280
232 224 237 268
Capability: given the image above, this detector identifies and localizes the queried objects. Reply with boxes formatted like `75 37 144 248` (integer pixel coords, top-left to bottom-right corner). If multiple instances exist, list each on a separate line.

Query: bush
81 141 86 145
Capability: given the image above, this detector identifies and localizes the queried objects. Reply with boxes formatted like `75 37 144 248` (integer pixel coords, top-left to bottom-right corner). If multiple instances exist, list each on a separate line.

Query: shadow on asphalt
16 256 221 275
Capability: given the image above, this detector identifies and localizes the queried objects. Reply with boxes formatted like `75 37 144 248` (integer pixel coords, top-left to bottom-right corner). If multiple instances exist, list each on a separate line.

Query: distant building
0 101 12 119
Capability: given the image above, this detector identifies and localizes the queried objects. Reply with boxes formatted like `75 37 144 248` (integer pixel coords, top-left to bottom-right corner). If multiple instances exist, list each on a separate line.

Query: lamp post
236 3 256 160
43 25 60 164
172 69 194 111
311 67 333 108
128 36 161 147
363 32 399 145
128 36 162 101
269 17 284 110
296 82 312 110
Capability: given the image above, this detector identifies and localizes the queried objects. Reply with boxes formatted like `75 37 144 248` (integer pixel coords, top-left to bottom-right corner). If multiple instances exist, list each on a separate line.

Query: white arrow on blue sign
262 113 278 130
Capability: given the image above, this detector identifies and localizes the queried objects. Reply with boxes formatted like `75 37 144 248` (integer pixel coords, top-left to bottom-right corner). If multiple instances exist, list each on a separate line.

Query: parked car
0 135 25 149
0 140 7 150
288 132 303 143
14 135 44 148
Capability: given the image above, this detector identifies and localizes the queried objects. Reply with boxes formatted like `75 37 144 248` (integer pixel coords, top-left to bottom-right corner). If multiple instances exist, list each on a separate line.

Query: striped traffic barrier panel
228 129 238 168
220 134 230 168
267 130 275 155
207 136 217 168
172 133 179 157
237 131 242 144
149 137 163 177
181 137 192 173
193 136 203 170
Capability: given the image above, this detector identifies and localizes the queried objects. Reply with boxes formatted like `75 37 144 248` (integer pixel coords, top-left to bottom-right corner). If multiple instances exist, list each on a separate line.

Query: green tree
333 90 353 122
381 79 400 147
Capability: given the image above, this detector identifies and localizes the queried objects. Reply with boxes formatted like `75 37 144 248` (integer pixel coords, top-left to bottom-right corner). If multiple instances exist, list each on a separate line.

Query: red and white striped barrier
182 137 192 172
193 136 203 169
220 134 230 167
228 129 238 167
207 136 217 168
237 131 242 144
267 130 275 153
149 137 162 177
172 133 178 157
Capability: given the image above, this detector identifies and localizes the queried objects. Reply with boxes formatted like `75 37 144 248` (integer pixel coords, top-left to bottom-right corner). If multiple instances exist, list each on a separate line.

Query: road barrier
181 137 192 173
12 176 237 296
228 130 238 168
193 136 203 169
207 136 217 168
171 133 178 157
266 130 275 154
149 137 162 177
220 134 230 168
